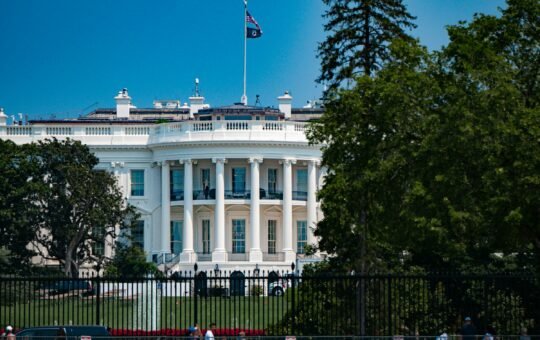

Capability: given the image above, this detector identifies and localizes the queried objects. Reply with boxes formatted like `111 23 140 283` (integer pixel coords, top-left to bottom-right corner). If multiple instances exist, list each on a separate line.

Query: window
232 219 246 253
171 169 184 200
268 220 277 254
92 226 105 256
232 168 246 194
296 169 307 193
297 220 307 254
268 168 277 193
171 221 183 255
130 170 145 196
202 219 211 254
133 220 145 249
201 168 210 189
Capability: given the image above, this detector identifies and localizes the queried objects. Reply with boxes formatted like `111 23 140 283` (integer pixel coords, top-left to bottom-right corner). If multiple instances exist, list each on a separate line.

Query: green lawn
1 296 292 330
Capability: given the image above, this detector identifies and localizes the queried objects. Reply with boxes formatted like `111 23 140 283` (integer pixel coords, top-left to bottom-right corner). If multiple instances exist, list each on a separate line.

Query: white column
249 157 263 262
181 159 196 263
108 161 125 258
282 158 296 263
212 158 228 262
161 161 171 254
307 160 319 246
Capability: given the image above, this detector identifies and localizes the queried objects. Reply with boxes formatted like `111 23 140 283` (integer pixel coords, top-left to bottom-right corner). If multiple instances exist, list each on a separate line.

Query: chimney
278 91 292 119
115 88 132 119
188 78 205 118
0 108 7 126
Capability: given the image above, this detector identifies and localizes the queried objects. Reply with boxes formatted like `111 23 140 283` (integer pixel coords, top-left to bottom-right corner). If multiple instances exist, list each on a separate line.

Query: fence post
291 262 296 335
387 275 392 335
193 263 198 325
95 272 101 325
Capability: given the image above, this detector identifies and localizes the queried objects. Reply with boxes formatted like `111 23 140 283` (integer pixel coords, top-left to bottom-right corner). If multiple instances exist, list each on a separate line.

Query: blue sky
0 0 506 120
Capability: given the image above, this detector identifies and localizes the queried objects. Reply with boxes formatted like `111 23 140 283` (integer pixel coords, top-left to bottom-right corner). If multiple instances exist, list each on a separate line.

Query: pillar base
179 250 197 263
212 249 228 262
283 249 296 263
249 249 263 262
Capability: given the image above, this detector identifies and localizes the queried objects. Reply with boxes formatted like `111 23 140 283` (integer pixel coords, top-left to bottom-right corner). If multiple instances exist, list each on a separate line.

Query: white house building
0 88 325 274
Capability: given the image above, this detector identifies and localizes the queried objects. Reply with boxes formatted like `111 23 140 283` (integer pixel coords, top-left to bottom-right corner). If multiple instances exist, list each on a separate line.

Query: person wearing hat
460 317 477 340
1 325 15 340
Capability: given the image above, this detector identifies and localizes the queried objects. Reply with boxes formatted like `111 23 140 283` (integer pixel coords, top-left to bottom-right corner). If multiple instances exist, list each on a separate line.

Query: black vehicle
38 280 94 297
16 326 110 340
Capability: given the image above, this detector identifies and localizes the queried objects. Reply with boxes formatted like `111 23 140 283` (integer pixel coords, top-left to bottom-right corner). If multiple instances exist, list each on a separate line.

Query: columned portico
180 159 196 263
307 160 319 246
161 161 171 254
212 157 228 262
249 157 263 262
282 158 296 262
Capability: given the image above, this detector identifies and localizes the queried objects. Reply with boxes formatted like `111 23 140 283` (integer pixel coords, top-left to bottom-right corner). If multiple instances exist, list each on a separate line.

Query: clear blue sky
0 0 506 120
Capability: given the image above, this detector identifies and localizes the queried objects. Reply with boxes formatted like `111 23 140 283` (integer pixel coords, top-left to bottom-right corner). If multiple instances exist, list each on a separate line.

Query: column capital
212 157 227 164
308 159 321 167
279 158 297 166
180 159 197 165
248 157 263 164
110 161 125 168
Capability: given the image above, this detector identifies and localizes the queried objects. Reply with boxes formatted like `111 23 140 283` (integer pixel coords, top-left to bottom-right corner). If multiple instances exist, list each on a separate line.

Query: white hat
5 326 13 332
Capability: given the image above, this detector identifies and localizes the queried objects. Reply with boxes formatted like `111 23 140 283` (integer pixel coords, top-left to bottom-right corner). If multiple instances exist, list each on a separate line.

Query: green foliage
310 0 540 274
0 138 136 277
250 284 264 296
318 0 416 89
104 243 161 278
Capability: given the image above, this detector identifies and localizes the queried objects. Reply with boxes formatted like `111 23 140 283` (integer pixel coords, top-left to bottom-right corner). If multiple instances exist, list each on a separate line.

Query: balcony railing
1 120 309 145
292 191 307 201
170 189 306 202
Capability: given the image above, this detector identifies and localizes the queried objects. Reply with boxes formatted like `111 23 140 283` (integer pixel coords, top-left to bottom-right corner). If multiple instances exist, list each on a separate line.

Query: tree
0 139 42 272
318 0 416 90
29 139 136 277
309 0 540 273
104 242 161 278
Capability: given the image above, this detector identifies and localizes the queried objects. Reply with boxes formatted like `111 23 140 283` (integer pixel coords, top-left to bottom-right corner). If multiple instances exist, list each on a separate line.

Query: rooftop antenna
194 78 200 97
255 94 261 106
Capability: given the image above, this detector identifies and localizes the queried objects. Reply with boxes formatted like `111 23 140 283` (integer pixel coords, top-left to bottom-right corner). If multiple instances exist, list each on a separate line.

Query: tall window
171 220 183 255
232 219 246 253
201 169 210 189
133 220 145 249
297 220 307 254
92 226 105 256
232 168 246 193
131 170 145 196
296 169 307 193
268 168 277 193
170 169 184 200
202 219 211 254
268 220 277 254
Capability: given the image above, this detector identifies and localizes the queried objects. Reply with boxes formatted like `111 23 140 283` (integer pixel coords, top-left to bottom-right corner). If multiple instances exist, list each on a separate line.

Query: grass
0 295 292 331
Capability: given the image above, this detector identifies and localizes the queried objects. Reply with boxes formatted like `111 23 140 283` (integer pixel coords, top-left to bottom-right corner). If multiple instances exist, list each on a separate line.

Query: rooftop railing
0 120 310 145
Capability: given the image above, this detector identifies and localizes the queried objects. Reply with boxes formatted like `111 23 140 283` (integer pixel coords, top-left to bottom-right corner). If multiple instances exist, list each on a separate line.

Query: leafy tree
310 0 540 273
104 242 161 278
0 139 42 272
28 139 136 277
318 0 416 89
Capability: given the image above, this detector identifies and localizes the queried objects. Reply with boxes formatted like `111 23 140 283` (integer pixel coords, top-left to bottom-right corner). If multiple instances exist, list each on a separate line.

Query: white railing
85 127 112 135
1 120 309 144
46 127 73 135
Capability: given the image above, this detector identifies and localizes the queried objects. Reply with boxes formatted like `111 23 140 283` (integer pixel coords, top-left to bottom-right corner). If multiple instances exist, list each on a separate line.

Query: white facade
0 90 325 273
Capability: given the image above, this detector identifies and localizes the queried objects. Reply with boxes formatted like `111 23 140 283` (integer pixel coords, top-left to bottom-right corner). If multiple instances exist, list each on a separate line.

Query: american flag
246 11 261 30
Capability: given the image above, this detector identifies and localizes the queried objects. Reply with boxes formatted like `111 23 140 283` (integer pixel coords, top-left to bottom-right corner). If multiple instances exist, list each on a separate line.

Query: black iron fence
0 271 538 337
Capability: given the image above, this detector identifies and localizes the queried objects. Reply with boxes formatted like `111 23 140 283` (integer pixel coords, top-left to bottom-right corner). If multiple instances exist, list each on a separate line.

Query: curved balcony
0 121 309 146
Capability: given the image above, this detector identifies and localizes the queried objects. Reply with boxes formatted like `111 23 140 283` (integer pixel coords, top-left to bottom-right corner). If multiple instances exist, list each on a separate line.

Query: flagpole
242 0 248 105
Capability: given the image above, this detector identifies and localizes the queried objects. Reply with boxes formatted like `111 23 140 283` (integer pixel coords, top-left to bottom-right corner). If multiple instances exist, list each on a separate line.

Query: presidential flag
246 11 262 38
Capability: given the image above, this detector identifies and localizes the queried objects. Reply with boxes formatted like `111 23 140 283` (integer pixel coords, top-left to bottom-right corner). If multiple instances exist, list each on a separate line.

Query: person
204 185 209 199
460 317 477 340
1 326 14 339
520 327 531 340
436 332 448 340
483 325 495 340
205 323 216 340
237 331 246 339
